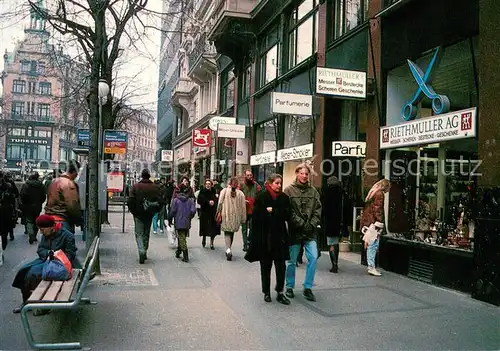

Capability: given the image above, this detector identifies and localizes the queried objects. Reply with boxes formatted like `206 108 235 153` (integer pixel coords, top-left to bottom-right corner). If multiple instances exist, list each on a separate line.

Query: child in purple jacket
168 184 196 262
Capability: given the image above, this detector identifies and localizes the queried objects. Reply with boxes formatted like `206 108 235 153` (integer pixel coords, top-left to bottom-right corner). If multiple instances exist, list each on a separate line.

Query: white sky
0 0 163 114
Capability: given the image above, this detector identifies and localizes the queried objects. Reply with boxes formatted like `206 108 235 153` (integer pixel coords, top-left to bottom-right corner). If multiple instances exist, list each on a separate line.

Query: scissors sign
402 47 450 121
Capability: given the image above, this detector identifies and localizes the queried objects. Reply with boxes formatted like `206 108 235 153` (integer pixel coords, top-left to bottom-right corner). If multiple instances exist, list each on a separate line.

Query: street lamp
98 79 109 160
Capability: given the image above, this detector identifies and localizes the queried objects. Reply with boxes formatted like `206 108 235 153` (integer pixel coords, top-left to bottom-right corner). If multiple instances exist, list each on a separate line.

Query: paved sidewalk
1 211 499 350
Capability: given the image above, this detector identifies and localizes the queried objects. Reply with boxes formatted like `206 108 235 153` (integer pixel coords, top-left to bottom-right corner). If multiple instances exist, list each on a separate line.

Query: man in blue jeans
283 163 322 302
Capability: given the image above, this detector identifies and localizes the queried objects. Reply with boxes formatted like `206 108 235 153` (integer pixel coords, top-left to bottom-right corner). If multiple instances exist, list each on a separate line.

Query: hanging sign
250 151 276 166
192 129 211 147
217 123 246 139
316 67 367 99
77 129 90 149
209 116 236 131
103 130 128 155
331 141 366 157
276 143 314 162
161 150 173 162
380 107 477 149
271 92 313 115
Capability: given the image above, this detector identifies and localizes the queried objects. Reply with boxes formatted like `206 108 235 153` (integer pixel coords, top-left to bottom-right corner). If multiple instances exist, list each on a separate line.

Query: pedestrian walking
20 172 47 244
164 179 174 215
5 173 19 241
239 170 261 252
0 172 18 251
283 163 322 302
44 160 82 233
216 177 246 261
360 179 390 276
173 176 194 199
245 174 291 305
168 184 196 262
152 179 166 234
127 169 165 264
198 179 220 249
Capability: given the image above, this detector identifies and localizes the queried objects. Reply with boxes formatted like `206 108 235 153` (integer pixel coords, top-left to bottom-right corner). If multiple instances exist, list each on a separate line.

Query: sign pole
122 169 126 233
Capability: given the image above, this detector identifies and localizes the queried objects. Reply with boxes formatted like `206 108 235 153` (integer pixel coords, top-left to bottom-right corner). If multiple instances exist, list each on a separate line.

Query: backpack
142 199 162 215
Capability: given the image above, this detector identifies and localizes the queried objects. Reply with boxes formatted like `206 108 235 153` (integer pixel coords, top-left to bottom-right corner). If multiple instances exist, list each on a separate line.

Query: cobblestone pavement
1 210 500 350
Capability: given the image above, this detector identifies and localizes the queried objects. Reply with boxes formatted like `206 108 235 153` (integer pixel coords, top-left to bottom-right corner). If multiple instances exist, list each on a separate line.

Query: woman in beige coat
217 177 246 261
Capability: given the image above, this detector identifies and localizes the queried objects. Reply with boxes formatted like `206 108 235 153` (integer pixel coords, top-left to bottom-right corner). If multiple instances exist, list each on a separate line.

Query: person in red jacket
239 170 261 252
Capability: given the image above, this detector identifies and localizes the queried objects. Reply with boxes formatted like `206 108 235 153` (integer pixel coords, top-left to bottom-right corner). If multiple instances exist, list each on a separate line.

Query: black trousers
260 255 286 295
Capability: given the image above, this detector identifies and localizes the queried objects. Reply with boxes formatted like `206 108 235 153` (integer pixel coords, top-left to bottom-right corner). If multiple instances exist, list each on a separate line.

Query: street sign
77 129 90 149
103 130 128 155
161 150 173 162
107 171 125 192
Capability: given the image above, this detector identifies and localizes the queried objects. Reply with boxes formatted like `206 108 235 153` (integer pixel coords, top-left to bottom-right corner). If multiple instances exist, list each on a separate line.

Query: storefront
378 36 479 293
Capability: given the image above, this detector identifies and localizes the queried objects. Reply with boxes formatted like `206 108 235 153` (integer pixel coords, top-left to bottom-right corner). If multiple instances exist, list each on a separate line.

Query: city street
1 209 499 350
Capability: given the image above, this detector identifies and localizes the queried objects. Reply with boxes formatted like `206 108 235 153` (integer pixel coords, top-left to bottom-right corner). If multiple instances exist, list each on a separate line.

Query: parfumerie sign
271 92 312 115
332 141 366 157
380 107 477 149
316 67 367 99
277 143 313 162
250 151 276 166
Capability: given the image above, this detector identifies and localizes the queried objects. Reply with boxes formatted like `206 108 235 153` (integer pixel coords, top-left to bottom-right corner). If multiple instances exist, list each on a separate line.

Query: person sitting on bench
12 214 79 314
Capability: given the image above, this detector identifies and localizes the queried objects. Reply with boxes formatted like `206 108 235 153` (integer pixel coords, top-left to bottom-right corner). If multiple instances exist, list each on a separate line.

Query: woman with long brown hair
216 177 246 261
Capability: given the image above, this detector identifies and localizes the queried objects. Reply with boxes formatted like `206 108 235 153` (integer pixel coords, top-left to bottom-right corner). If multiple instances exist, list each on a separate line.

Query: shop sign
103 130 127 155
276 143 314 162
106 171 124 192
175 148 185 160
316 67 367 99
236 139 249 164
192 128 211 147
271 92 312 116
331 141 366 157
380 107 477 149
250 151 276 166
9 138 48 145
217 124 246 139
209 116 236 131
161 150 173 162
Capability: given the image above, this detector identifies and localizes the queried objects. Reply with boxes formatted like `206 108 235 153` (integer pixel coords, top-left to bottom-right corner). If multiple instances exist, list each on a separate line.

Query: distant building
0 4 88 176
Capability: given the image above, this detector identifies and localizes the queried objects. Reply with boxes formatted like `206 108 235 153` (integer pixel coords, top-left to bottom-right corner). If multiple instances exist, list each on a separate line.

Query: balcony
5 113 55 124
188 33 217 84
171 77 198 107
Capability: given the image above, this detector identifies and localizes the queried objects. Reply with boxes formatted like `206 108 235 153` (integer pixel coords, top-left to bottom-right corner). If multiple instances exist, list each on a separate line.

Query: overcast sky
0 0 163 114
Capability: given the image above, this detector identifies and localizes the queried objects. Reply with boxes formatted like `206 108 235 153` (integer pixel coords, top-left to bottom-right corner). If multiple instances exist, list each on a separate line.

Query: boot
175 246 182 259
329 250 338 273
182 249 189 262
334 243 340 266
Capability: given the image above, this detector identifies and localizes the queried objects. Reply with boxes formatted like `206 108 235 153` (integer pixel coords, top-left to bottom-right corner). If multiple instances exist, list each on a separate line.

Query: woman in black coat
197 179 220 249
246 174 291 305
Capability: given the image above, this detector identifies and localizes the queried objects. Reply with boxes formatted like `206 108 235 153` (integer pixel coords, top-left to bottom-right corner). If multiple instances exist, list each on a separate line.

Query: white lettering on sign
250 151 276 166
331 141 366 157
276 143 314 162
380 107 477 149
271 92 313 115
316 67 367 99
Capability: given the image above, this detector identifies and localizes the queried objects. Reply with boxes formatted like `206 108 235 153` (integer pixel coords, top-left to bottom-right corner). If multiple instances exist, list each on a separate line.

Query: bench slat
57 270 81 301
42 281 63 301
27 280 51 302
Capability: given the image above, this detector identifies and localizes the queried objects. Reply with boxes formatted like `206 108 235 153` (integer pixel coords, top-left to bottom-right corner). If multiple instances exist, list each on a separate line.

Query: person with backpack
168 184 196 262
127 169 164 264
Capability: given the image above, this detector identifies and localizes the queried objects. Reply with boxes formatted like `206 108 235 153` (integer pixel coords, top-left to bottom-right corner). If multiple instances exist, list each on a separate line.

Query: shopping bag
54 249 73 278
167 226 177 247
42 255 69 281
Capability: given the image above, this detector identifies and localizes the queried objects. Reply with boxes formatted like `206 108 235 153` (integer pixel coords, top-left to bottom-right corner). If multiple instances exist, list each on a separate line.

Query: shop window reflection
284 115 312 148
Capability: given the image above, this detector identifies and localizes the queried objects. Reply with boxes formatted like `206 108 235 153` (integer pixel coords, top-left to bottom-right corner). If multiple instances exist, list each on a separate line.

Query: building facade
0 7 87 177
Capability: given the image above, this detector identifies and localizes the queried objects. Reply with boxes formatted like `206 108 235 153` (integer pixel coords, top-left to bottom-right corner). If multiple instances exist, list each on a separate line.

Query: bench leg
21 305 82 350
80 297 97 305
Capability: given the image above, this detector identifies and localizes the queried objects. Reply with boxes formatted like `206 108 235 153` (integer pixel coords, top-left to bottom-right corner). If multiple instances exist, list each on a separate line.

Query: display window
254 119 278 185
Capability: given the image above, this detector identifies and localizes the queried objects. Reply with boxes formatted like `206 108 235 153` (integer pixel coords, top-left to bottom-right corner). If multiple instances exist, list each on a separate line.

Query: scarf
265 184 279 200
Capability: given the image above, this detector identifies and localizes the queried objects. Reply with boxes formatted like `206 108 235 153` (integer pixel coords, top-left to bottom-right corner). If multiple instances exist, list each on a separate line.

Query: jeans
241 215 252 248
367 238 379 268
152 208 165 232
26 217 38 241
286 240 318 290
260 255 286 294
134 217 153 255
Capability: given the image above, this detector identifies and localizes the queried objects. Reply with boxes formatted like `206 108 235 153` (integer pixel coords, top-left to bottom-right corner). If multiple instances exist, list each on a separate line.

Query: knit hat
36 214 55 228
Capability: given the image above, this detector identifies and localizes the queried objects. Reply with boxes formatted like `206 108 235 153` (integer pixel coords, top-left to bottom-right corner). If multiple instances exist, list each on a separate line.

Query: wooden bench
20 237 100 350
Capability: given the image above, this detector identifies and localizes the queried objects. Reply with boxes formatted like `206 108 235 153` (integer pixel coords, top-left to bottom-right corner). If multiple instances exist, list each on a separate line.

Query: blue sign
402 47 450 121
77 129 90 149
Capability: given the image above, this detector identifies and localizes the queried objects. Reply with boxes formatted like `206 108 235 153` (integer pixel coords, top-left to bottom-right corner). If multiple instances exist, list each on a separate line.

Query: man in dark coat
0 172 18 250
20 172 47 244
127 169 164 263
5 172 19 241
12 214 78 314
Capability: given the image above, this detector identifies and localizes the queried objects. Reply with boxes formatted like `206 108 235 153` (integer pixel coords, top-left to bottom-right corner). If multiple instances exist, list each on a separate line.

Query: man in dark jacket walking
0 172 17 251
283 163 322 302
20 172 47 244
127 169 164 263
239 170 261 251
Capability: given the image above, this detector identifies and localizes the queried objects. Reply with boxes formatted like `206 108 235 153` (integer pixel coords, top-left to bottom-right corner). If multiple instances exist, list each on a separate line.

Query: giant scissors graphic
402 47 450 121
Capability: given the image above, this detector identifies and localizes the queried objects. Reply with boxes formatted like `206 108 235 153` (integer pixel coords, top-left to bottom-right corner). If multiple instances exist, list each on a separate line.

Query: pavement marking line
148 268 159 286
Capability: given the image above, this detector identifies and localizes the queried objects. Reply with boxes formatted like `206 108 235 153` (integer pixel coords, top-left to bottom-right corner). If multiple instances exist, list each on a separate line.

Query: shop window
332 0 368 40
220 68 235 112
13 80 26 93
289 0 319 68
255 119 278 154
259 26 280 87
39 82 52 95
284 115 312 148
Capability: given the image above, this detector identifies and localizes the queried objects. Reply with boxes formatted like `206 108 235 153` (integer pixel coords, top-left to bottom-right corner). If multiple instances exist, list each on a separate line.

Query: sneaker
276 293 291 305
160 229 164 234
285 288 295 299
226 252 232 261
153 231 157 235
368 268 382 276
303 288 316 302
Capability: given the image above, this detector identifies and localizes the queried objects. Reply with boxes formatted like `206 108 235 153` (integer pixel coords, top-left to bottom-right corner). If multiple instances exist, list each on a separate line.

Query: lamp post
98 79 109 161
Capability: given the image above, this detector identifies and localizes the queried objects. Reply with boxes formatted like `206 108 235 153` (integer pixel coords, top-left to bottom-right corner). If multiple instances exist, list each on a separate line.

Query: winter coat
0 181 17 232
168 193 196 231
246 190 291 262
127 179 164 220
360 190 385 228
217 187 246 233
45 174 82 225
240 181 262 215
322 181 353 238
197 187 220 237
12 225 79 290
20 179 47 218
283 180 322 245
164 182 174 204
